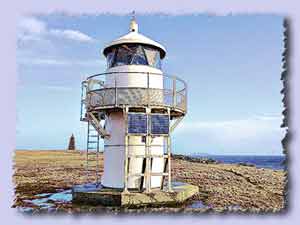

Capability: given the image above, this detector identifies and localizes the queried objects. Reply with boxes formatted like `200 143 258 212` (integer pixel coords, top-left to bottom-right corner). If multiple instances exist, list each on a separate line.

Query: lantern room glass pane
143 46 161 69
144 47 156 65
114 45 135 66
106 49 115 68
131 45 147 65
107 44 162 69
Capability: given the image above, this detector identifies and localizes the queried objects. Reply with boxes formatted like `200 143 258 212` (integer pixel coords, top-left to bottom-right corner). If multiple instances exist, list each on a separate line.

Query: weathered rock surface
172 158 286 212
13 150 286 213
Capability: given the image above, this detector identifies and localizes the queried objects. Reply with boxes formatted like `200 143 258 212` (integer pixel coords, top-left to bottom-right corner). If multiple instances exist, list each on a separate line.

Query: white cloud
16 17 101 70
172 115 285 155
17 16 95 43
18 58 68 66
17 17 47 42
177 115 282 133
42 85 74 92
49 29 94 42
18 16 46 34
17 58 105 67
175 115 284 146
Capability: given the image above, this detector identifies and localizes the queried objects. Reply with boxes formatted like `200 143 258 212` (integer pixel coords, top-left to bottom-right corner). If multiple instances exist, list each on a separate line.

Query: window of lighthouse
107 44 162 69
106 49 115 68
114 45 132 66
130 45 147 65
144 46 161 69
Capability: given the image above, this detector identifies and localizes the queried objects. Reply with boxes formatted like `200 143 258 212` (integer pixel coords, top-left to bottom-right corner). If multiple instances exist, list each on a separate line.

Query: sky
16 14 285 155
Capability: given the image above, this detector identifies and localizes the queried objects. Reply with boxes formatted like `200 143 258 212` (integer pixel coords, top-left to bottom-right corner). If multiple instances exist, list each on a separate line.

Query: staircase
88 112 110 139
85 112 110 184
87 120 100 152
86 120 100 183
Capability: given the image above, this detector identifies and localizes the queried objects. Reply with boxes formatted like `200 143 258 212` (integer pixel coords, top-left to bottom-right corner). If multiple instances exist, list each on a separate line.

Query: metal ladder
86 120 100 184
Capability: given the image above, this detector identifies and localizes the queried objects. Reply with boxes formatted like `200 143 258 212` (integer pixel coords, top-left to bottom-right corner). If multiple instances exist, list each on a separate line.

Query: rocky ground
13 150 286 214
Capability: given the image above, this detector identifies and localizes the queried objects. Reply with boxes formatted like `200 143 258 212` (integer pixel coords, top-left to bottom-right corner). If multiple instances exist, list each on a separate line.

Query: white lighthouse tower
75 15 197 205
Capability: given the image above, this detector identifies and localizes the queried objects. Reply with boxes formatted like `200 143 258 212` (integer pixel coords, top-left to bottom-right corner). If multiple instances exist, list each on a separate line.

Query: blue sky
16 14 285 155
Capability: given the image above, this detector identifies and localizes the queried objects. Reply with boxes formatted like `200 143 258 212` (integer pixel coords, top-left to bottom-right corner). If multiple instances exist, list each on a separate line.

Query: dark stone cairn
68 133 76 151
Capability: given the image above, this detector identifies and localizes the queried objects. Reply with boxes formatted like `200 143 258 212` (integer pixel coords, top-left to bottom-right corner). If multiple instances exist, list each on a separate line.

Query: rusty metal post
145 108 151 192
96 121 100 185
123 107 129 193
147 72 150 107
167 108 172 192
167 135 172 192
86 120 90 183
115 75 118 107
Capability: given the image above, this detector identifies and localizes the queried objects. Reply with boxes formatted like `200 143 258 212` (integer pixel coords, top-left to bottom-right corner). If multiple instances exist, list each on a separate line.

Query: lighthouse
75 15 198 206
101 17 167 190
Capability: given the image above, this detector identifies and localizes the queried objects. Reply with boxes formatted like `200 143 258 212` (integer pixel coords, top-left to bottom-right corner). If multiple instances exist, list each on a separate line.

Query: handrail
80 71 187 119
85 71 187 87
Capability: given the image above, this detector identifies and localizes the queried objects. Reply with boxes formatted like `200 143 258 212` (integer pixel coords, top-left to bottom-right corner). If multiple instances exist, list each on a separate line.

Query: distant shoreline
14 150 285 170
174 153 285 170
14 149 285 156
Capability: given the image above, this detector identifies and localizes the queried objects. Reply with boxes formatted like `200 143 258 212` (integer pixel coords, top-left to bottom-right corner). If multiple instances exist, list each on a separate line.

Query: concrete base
72 182 199 207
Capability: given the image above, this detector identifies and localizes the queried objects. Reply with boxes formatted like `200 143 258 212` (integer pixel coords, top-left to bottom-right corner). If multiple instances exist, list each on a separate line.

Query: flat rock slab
72 182 199 207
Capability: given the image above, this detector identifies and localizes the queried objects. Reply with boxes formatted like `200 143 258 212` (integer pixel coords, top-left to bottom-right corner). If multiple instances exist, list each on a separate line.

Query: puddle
21 189 72 212
24 198 55 207
35 193 52 197
73 183 103 192
170 181 187 187
47 190 72 202
186 200 208 209
18 207 34 213
19 182 209 213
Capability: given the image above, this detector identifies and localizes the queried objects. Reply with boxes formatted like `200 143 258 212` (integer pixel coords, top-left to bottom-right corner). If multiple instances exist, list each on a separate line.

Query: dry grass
13 150 102 197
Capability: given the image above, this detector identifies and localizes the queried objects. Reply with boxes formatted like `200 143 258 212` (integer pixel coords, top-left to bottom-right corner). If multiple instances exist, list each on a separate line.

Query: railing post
145 108 151 193
80 82 84 120
172 77 176 108
184 82 187 112
96 127 100 185
167 108 173 192
167 135 172 192
147 72 150 107
115 76 118 107
86 120 90 183
123 107 129 193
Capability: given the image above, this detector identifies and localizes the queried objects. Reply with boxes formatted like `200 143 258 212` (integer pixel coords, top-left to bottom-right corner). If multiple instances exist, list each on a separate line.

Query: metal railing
80 72 187 120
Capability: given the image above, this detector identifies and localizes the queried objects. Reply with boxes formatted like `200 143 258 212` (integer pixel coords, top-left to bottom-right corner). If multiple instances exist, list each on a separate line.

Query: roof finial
129 10 138 32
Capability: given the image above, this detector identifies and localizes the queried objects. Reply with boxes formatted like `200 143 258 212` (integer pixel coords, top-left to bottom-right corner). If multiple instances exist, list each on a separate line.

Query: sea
191 154 286 170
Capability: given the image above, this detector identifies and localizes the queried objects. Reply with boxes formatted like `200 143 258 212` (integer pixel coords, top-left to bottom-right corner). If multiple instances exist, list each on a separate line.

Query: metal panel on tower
151 114 169 134
128 113 147 134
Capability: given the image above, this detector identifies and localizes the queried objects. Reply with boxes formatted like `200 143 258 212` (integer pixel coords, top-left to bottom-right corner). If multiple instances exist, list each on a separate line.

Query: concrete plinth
72 182 199 207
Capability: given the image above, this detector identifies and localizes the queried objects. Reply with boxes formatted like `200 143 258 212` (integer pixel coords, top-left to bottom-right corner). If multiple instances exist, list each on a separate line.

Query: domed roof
102 19 166 59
